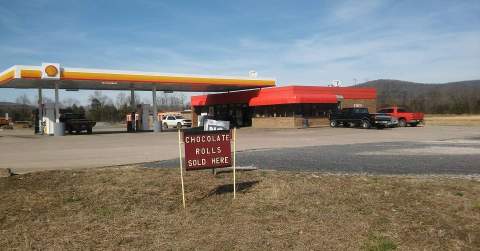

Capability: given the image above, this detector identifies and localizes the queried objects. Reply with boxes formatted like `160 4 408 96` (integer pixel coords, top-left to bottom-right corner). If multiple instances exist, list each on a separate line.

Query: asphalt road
2 125 480 174
143 136 480 175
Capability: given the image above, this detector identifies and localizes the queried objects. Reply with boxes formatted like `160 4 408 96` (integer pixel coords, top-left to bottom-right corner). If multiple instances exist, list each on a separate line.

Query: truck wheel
87 128 92 134
329 120 338 127
177 122 182 128
398 119 407 127
163 123 168 129
361 120 371 129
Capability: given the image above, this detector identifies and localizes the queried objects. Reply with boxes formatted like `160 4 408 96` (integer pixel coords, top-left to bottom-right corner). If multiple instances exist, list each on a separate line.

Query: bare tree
15 94 31 106
62 98 80 108
14 94 33 121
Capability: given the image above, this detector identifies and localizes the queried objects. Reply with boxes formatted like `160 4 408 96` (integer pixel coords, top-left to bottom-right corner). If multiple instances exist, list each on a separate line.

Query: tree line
3 79 480 122
358 79 480 114
0 91 190 122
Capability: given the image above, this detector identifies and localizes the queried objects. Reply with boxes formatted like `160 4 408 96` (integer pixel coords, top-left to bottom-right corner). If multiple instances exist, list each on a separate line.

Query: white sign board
204 119 230 131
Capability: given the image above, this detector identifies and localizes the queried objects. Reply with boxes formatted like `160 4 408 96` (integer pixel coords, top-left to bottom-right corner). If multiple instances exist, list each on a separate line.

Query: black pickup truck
59 113 96 134
329 108 397 129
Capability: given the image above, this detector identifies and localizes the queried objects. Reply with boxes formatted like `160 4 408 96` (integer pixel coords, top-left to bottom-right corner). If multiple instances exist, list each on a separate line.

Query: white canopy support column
38 88 43 134
38 88 42 107
130 89 136 131
54 82 65 136
152 87 161 132
54 83 59 122
130 89 135 109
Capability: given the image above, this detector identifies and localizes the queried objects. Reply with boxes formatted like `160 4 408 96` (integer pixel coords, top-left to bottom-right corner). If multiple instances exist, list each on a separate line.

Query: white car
162 115 192 129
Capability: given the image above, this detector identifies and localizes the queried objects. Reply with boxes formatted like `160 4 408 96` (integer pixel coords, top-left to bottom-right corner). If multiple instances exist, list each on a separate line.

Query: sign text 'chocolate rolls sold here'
183 130 232 171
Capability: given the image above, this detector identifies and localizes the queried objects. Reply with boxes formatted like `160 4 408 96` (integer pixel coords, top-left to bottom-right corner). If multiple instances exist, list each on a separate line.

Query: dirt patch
0 167 479 250
0 168 12 177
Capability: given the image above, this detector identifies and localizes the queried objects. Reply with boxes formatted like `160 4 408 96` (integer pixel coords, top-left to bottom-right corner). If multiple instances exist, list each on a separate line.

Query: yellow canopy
0 64 275 92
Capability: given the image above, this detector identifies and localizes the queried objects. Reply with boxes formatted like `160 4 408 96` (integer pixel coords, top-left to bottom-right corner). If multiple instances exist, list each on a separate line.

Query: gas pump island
0 63 275 135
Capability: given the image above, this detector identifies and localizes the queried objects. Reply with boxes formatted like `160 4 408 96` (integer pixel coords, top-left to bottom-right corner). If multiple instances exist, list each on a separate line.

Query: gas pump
126 104 151 132
34 104 45 134
135 112 140 131
126 113 134 132
42 103 56 135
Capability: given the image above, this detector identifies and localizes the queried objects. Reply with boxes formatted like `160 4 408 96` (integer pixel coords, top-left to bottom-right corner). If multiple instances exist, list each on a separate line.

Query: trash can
153 121 161 132
127 121 133 132
303 118 309 128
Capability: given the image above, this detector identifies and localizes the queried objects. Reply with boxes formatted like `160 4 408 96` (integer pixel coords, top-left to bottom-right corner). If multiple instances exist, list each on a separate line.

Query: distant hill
0 101 23 107
357 79 480 114
0 102 35 109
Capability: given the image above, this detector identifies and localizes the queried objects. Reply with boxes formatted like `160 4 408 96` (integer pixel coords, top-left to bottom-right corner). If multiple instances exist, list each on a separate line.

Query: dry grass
1 167 479 250
425 114 480 126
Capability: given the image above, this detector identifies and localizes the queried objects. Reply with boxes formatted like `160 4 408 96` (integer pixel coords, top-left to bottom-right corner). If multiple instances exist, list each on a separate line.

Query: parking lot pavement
232 139 480 175
145 137 480 175
2 126 480 174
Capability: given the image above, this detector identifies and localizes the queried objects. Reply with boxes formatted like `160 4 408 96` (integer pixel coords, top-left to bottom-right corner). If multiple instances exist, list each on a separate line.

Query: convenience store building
190 86 377 128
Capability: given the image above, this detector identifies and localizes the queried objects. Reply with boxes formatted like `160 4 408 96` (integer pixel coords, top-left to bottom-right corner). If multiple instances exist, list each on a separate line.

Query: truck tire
87 128 92 134
177 122 182 128
163 123 168 129
329 120 338 127
398 118 407 127
361 120 371 129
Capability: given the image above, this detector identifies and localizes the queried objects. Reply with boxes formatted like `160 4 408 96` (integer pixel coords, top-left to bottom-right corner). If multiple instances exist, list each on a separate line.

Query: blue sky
1 0 479 105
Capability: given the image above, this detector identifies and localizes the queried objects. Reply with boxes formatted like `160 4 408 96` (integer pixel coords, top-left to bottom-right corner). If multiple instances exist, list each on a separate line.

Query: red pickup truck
377 106 424 127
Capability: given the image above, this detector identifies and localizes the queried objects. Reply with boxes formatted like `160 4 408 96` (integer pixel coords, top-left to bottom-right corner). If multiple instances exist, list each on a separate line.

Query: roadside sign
177 128 237 208
183 130 232 171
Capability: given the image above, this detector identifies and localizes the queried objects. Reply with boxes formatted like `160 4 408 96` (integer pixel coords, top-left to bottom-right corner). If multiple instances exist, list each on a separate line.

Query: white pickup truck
162 115 192 129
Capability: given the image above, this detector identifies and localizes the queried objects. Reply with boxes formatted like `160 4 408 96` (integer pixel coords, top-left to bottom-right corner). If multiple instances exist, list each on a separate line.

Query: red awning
191 86 376 107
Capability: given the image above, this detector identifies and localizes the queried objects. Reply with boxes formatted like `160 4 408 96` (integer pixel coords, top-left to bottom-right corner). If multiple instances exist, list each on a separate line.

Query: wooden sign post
178 129 186 208
178 129 237 208
233 127 236 199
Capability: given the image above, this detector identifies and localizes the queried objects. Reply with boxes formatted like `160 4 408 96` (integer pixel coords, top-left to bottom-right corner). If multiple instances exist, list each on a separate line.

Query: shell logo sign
41 63 61 80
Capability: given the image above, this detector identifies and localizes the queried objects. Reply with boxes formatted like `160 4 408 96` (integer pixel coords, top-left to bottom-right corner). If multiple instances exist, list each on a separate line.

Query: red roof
191 86 376 107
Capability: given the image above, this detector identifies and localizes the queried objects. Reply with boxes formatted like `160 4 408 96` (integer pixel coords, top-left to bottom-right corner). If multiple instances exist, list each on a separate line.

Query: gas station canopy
0 64 276 92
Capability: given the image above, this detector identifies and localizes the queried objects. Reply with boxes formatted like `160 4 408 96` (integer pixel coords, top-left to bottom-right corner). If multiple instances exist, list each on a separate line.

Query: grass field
1 167 479 250
425 115 480 126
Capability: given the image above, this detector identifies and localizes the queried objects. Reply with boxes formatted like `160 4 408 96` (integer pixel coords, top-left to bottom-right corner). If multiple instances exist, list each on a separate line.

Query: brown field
1 167 479 250
425 114 480 126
